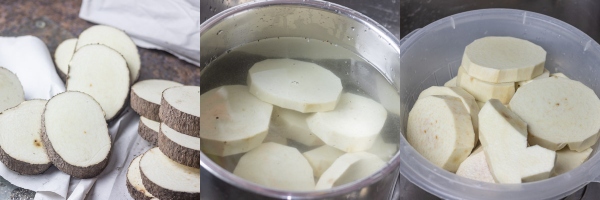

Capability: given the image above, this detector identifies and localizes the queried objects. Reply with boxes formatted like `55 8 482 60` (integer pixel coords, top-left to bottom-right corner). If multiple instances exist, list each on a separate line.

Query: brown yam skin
158 126 199 168
126 173 154 200
138 119 158 146
0 146 51 175
130 90 161 121
140 167 199 200
159 96 199 137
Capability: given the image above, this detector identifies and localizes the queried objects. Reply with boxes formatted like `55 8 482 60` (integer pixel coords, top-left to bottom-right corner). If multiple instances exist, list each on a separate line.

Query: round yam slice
140 147 200 199
233 142 315 191
131 79 183 121
126 155 157 200
271 107 323 146
42 91 111 178
0 100 51 175
67 44 130 121
247 58 343 113
306 93 387 152
76 25 140 83
53 38 77 80
159 86 200 137
0 67 24 112
509 77 600 151
138 116 159 146
461 36 546 83
200 85 272 156
158 123 199 168
407 95 475 172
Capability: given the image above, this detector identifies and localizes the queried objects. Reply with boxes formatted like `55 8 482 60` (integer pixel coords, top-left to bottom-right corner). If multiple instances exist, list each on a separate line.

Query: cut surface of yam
138 116 159 146
200 85 272 156
158 123 199 168
302 145 345 178
247 58 343 113
335 154 386 186
160 86 200 137
76 25 140 83
307 93 387 152
233 143 315 191
365 135 397 161
456 146 495 183
552 148 592 176
0 100 51 175
509 77 600 151
478 99 527 183
457 67 515 104
418 86 480 146
375 75 401 116
0 67 24 113
476 101 485 110
407 95 475 172
315 152 382 190
66 44 130 121
520 145 555 182
140 147 200 199
42 91 111 178
444 77 457 87
271 107 323 146
461 36 546 83
515 69 550 89
53 38 77 79
263 132 287 145
131 79 183 121
126 155 156 200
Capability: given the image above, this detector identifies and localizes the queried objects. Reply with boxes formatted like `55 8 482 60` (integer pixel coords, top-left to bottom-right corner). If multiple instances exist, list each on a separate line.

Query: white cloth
79 0 200 66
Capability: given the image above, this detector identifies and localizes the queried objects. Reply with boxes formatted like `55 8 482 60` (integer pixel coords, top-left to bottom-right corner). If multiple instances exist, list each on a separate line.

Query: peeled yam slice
271 107 323 146
53 38 77 79
418 86 480 146
0 67 24 112
160 86 200 137
407 95 474 172
461 36 546 83
140 147 200 199
552 148 592 176
0 100 51 175
509 77 600 151
456 146 495 183
263 132 287 145
158 123 199 168
138 116 159 146
520 145 555 182
126 155 157 200
444 77 457 87
365 135 397 161
476 101 485 110
42 91 111 178
200 85 272 156
67 44 130 121
131 79 183 121
516 69 550 89
233 142 315 191
335 155 386 186
76 25 140 83
247 58 343 113
307 93 387 152
315 152 382 190
302 145 345 178
478 99 528 183
457 67 515 104
550 73 569 79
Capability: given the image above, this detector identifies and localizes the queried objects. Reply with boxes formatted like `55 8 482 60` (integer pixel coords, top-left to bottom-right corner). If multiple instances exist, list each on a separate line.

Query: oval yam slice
140 147 199 199
138 116 159 146
126 155 157 200
160 86 200 137
407 95 474 172
462 36 546 83
302 145 345 178
200 85 272 156
552 148 592 176
42 91 111 178
247 59 343 113
158 123 199 168
131 79 183 121
315 152 382 190
509 77 600 151
271 107 323 146
457 67 515 104
0 100 51 175
53 38 77 80
67 44 130 121
233 143 315 191
0 67 24 113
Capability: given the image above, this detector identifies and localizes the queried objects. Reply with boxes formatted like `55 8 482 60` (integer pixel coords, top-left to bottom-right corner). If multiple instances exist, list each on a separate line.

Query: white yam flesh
200 85 272 156
444 77 457 87
302 145 345 178
67 44 130 121
0 67 24 112
140 147 200 198
160 86 200 137
509 77 600 151
456 146 495 183
552 148 592 176
365 135 397 161
127 156 156 199
461 36 546 83
76 25 140 83
407 95 475 172
315 152 383 190
520 145 555 182
233 142 315 191
516 69 550 88
457 67 515 104
271 107 323 146
131 79 183 121
306 93 387 152
247 59 343 113
53 38 77 77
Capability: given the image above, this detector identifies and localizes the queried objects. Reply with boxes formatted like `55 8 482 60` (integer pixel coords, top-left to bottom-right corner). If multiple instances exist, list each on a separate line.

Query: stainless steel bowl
200 0 400 199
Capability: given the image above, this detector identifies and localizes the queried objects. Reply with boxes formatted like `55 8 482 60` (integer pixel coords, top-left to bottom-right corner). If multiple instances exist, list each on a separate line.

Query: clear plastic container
399 8 600 200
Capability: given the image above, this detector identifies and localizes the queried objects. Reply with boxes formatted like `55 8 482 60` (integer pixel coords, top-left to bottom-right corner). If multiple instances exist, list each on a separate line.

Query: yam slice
131 79 183 121
302 145 345 178
140 147 200 199
0 67 24 112
457 67 515 104
456 146 495 183
138 116 159 146
160 86 200 137
53 38 77 80
271 107 323 146
444 77 457 87
552 148 592 176
315 152 383 190
158 123 199 168
126 155 157 200
0 100 51 175
365 135 398 161
520 145 555 182
516 69 550 89
42 91 111 178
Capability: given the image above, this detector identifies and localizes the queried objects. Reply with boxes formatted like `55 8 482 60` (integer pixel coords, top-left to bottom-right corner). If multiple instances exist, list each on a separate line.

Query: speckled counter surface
0 1 200 199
